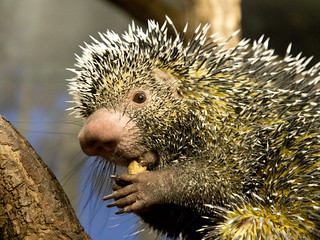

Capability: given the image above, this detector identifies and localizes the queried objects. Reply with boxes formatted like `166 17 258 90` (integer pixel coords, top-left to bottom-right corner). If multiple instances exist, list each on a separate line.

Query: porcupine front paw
103 171 166 214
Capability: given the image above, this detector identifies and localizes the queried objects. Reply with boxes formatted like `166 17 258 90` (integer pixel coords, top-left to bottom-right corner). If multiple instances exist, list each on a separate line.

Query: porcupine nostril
80 138 119 156
79 130 120 156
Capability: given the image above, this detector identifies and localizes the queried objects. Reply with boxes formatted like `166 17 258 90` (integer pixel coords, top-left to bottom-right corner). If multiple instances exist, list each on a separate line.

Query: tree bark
0 115 91 240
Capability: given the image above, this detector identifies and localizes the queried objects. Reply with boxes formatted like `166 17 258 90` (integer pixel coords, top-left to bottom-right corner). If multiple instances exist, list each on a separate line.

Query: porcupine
68 17 320 239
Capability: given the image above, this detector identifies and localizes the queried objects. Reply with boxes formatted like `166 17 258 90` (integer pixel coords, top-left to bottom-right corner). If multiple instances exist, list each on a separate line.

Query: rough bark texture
0 115 91 240
104 0 241 47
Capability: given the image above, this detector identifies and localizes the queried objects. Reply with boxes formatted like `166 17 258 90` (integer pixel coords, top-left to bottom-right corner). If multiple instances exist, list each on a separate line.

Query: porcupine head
68 17 320 240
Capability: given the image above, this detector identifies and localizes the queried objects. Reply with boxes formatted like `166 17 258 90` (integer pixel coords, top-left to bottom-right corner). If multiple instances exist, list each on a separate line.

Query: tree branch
0 115 91 240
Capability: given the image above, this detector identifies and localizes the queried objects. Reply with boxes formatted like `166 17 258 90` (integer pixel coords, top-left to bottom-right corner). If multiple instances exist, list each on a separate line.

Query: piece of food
128 160 147 174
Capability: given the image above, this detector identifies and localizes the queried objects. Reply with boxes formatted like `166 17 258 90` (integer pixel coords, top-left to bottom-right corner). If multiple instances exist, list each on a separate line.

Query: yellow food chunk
128 160 147 174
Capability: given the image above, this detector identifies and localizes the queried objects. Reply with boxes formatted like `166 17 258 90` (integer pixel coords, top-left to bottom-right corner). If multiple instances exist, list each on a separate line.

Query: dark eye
133 91 147 104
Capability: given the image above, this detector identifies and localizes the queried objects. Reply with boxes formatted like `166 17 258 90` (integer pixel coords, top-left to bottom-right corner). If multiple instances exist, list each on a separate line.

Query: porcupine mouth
102 150 160 170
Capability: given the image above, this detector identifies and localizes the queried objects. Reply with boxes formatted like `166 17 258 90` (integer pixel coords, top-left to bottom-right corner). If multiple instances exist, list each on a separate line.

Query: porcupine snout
78 108 122 155
78 108 140 165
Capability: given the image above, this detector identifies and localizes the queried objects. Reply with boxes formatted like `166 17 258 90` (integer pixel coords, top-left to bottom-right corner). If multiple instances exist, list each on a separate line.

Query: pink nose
78 108 129 156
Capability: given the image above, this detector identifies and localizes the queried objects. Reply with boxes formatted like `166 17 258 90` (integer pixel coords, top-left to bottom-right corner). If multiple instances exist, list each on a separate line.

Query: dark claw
115 209 126 215
107 202 118 208
110 174 131 187
103 193 116 201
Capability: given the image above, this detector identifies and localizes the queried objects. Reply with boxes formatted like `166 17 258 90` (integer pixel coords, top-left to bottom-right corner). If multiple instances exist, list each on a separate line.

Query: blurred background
1 0 319 239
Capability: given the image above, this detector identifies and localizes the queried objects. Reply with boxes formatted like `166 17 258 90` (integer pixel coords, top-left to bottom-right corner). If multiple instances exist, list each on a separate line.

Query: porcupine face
68 18 220 169
68 31 206 169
